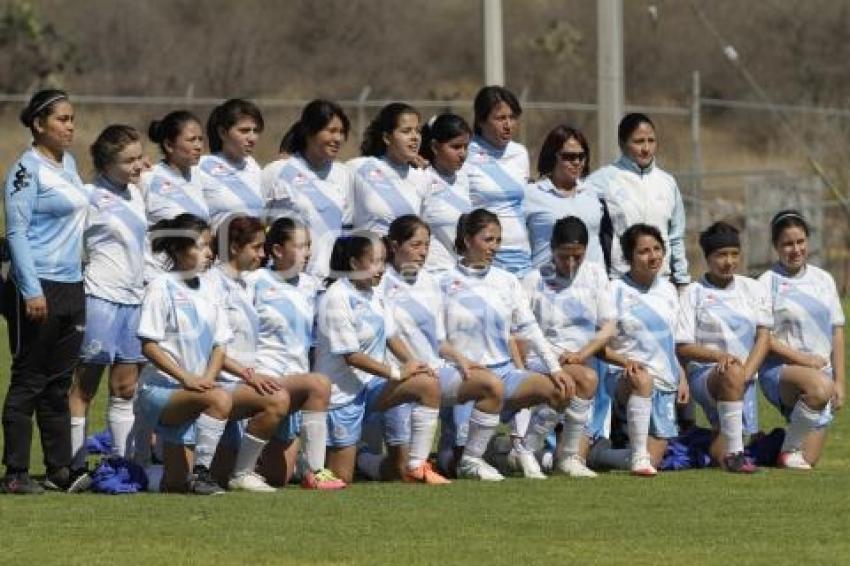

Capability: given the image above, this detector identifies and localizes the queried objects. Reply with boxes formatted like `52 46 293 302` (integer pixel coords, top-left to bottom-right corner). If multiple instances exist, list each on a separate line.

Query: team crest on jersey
211 163 230 176
447 279 464 294
172 290 191 304
367 168 383 180
779 281 791 294
262 287 285 301
158 180 176 194
292 172 309 186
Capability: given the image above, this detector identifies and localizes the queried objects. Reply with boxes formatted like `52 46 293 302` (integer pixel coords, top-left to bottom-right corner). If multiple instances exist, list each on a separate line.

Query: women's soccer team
0 86 843 494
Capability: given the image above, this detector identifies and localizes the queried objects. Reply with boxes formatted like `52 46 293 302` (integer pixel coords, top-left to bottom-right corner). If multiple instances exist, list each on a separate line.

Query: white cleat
457 456 505 481
508 448 547 479
630 454 658 477
228 471 276 493
778 450 812 470
555 455 598 478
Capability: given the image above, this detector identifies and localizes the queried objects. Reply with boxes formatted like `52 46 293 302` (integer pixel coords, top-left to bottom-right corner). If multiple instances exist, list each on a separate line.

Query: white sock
408 405 439 470
593 447 631 470
70 415 88 470
463 409 499 459
627 395 652 460
232 432 267 477
523 405 559 453
717 400 744 455
301 410 329 472
559 397 593 459
511 408 531 439
782 400 821 452
107 396 136 458
356 450 383 480
194 413 227 470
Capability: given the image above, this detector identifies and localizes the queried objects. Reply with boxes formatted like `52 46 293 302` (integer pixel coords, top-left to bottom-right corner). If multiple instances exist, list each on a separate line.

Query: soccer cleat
457 456 505 481
555 455 598 478
189 466 225 495
723 452 758 474
778 450 812 470
66 468 93 493
0 471 44 495
403 462 452 485
301 468 347 490
44 466 90 492
507 448 547 479
630 455 658 477
228 471 276 493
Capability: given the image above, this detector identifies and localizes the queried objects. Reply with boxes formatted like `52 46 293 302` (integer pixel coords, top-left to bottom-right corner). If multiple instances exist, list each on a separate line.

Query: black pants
2 279 85 473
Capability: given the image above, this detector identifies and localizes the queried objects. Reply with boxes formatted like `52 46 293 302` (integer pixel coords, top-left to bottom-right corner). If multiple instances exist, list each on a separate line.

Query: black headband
700 230 740 257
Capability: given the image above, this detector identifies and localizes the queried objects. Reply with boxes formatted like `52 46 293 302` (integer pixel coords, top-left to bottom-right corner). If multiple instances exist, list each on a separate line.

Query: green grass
1 319 850 565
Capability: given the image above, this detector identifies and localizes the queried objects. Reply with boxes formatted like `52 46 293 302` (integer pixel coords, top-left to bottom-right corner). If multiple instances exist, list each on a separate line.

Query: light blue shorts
136 380 196 445
688 363 759 434
759 357 833 428
605 368 679 439
80 295 145 364
527 357 608 439
274 411 302 443
326 379 410 448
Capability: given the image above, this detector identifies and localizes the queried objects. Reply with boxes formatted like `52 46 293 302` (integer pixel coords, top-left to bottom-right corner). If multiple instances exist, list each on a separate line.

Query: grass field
1 319 849 566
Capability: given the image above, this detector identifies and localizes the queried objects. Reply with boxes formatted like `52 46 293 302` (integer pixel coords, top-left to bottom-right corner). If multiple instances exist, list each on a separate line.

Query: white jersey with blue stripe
759 264 844 363
381 265 445 368
4 148 89 299
464 137 531 277
348 156 429 236
197 154 264 230
262 153 354 279
420 166 471 275
316 278 396 407
440 262 560 373
524 178 605 269
204 264 260 382
138 273 232 387
140 161 209 224
523 261 615 359
250 268 321 377
676 275 773 373
610 275 680 391
83 177 147 305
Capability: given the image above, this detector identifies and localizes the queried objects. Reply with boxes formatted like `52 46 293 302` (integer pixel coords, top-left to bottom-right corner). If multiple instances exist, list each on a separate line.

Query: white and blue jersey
381 265 445 368
197 154 265 230
348 156 429 236
420 166 471 275
316 278 396 408
262 154 354 279
440 262 560 373
609 275 680 392
4 148 89 299
137 273 233 387
83 176 147 305
524 178 605 269
464 137 531 277
759 264 844 367
140 161 209 224
523 261 615 361
250 268 321 376
204 264 260 382
584 155 689 284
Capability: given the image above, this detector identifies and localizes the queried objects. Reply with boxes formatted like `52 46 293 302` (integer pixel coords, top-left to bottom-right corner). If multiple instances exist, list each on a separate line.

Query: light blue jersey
204 264 260 381
316 278 396 408
263 154 354 279
140 161 209 224
4 148 89 299
584 156 688 284
420 166 471 275
440 262 560 372
381 265 445 367
137 273 232 387
197 154 264 230
83 176 147 305
524 178 605 269
609 275 680 391
251 268 321 376
348 156 429 236
464 137 531 277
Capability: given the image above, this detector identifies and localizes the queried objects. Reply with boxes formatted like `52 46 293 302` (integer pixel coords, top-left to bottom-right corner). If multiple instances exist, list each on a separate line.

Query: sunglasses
557 151 587 163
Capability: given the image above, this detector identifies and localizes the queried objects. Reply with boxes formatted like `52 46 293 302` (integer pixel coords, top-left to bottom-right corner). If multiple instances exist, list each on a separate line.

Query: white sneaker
457 456 505 481
555 455 598 478
507 448 547 479
778 450 812 470
630 454 658 477
539 450 554 474
228 471 276 492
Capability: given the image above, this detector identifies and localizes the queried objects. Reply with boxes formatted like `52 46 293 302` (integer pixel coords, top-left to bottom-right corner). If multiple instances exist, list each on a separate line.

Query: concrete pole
483 0 505 86
597 0 625 165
